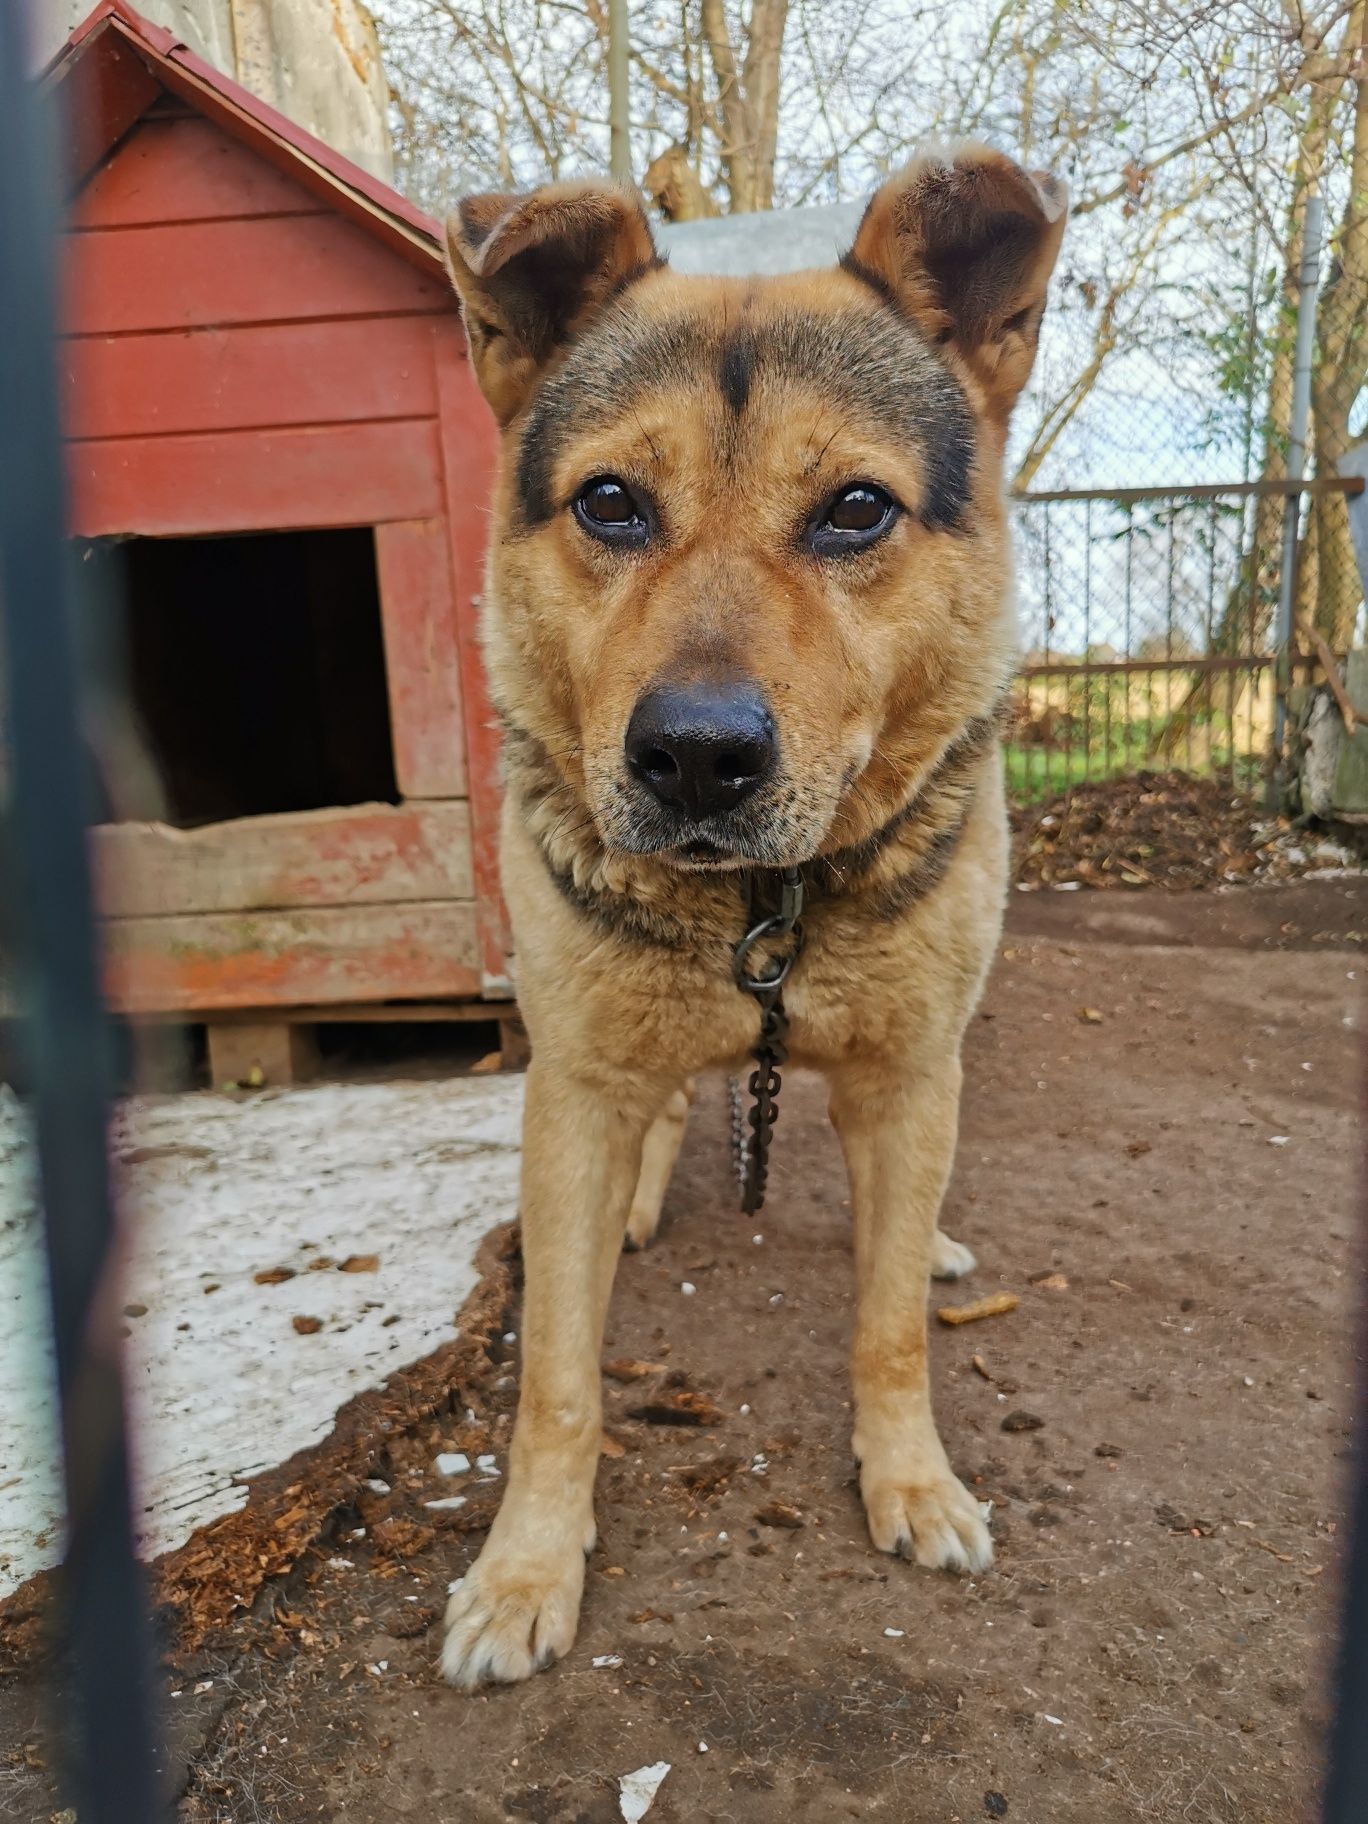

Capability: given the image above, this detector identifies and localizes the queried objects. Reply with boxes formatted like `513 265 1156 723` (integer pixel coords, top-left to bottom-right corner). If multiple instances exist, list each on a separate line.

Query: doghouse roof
49 0 446 278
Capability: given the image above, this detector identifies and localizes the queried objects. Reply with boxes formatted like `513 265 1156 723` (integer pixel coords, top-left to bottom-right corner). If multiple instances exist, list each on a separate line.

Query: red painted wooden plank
374 519 469 799
102 901 482 1013
434 327 512 991
51 21 162 192
49 9 447 281
70 114 325 228
63 213 452 337
122 14 448 278
93 802 473 919
67 419 443 537
61 317 440 441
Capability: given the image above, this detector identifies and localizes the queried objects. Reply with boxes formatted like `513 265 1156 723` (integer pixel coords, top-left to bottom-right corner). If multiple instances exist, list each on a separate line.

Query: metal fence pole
0 6 162 1819
1272 192 1324 799
1324 1393 1368 1824
608 0 632 181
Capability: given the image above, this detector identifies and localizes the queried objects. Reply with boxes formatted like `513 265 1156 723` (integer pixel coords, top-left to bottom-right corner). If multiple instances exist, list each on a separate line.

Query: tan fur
440 145 1066 1688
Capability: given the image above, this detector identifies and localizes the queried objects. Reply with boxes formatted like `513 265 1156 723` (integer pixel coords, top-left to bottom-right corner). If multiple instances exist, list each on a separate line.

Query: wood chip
937 1292 1020 1326
339 1255 380 1274
675 1455 742 1498
254 1267 296 1286
754 1502 804 1530
291 1315 323 1335
600 1432 627 1459
971 1354 994 1380
1030 1272 1070 1292
626 1391 725 1427
1078 1007 1104 1023
603 1358 669 1383
1252 1538 1296 1563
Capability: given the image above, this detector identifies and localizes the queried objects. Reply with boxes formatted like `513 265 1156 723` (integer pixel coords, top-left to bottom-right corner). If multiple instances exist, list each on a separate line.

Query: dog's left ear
846 143 1067 419
445 182 658 425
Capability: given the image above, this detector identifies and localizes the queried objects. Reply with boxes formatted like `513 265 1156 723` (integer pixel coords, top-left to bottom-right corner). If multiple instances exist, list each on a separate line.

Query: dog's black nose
626 682 776 819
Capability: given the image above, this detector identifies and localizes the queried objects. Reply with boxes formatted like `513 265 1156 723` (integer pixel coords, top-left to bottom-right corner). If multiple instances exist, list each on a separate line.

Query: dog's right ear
445 182 658 425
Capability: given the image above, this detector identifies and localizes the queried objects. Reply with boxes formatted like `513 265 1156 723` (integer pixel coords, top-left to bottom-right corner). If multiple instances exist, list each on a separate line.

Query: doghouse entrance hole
117 527 398 827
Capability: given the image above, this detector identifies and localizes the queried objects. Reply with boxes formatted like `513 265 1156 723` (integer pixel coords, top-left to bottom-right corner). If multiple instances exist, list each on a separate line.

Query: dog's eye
810 484 898 556
574 475 650 547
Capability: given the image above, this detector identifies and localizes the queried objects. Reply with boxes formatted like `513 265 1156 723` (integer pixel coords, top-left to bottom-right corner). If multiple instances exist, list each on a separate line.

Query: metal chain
729 867 804 1214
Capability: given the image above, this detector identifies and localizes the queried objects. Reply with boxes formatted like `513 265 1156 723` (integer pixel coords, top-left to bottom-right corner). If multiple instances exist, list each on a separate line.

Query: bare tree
372 0 1366 646
1303 0 1368 643
375 0 812 214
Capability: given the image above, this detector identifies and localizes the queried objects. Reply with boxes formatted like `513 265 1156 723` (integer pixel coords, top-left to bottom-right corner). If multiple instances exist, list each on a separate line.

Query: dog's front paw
929 1229 977 1280
442 1542 587 1689
862 1470 993 1573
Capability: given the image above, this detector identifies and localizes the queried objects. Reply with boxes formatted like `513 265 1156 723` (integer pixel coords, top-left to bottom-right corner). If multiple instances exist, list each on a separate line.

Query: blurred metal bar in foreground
0 4 161 1819
1323 1370 1368 1822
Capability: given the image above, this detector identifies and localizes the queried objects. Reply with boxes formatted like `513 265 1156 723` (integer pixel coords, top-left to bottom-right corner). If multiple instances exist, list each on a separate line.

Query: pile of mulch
1011 769 1361 891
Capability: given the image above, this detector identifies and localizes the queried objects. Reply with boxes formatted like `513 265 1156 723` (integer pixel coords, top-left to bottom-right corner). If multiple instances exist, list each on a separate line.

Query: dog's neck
506 695 1005 953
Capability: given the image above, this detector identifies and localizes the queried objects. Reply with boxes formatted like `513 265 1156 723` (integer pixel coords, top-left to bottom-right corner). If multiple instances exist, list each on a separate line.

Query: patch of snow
1 1075 523 1600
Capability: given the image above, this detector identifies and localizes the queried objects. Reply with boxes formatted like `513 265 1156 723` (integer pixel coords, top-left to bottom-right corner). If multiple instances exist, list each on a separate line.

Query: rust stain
328 0 375 87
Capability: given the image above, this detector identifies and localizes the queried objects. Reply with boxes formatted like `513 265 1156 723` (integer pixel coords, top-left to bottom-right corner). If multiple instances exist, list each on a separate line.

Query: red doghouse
50 1 515 1080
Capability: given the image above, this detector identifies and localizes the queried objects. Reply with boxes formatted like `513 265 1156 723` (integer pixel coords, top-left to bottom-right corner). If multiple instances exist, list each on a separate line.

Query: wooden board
1332 651 1368 814
201 1001 504 1025
61 316 441 441
63 212 451 337
102 901 482 1013
435 331 510 989
375 519 468 799
70 114 325 228
93 802 473 919
53 21 162 192
66 418 443 536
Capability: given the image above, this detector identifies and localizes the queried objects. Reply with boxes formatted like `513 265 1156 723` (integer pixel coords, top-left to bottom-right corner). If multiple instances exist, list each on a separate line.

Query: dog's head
446 146 1066 870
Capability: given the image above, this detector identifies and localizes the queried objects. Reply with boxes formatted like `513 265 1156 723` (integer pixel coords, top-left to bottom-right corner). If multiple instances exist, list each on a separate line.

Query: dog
439 144 1067 1688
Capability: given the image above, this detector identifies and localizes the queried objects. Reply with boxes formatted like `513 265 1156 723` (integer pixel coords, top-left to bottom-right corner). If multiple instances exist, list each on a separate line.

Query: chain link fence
1006 200 1366 806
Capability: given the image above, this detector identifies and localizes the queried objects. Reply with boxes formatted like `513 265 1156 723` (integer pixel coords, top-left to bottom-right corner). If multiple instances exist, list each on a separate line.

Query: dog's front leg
442 1057 658 1688
829 1054 992 1573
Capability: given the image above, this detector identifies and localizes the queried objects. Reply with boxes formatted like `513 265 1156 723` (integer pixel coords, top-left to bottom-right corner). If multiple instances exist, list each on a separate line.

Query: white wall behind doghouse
39 0 394 181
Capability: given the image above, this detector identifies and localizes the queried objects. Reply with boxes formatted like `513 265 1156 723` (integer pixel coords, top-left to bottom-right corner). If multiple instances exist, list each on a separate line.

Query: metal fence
1006 477 1363 803
1004 189 1367 808
0 9 161 1818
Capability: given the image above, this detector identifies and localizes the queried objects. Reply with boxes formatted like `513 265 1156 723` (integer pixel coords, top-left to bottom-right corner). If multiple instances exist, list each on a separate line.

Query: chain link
729 867 804 1214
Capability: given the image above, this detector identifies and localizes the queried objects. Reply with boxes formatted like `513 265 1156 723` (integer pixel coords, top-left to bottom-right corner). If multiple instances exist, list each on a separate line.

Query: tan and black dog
440 144 1066 1688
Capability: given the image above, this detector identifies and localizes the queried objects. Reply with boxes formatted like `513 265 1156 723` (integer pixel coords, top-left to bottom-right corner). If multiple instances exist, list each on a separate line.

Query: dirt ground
2 879 1363 1824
